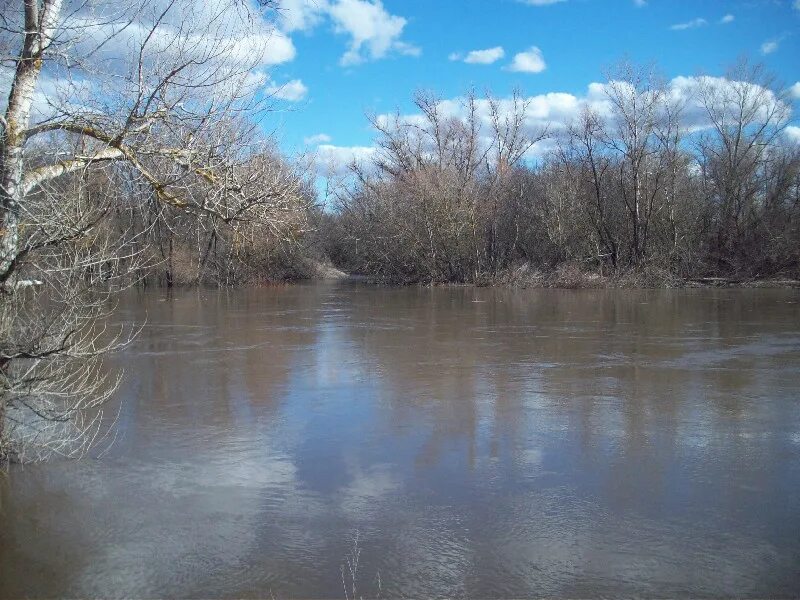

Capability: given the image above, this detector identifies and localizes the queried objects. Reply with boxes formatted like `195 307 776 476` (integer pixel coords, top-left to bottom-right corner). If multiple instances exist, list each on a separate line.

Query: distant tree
336 90 547 283
325 59 799 284
695 60 794 273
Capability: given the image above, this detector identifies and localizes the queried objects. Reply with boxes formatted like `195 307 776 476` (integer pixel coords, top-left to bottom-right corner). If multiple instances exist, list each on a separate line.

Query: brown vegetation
324 61 800 286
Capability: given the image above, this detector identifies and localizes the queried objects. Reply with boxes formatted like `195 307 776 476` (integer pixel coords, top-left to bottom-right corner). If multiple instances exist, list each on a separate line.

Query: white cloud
266 78 308 101
373 90 585 160
277 0 327 32
275 0 419 65
786 126 800 144
507 46 547 73
71 3 297 68
666 75 789 133
0 65 96 124
327 0 420 65
3 1 302 125
761 40 779 55
265 32 299 65
460 46 505 65
789 82 800 99
720 14 734 24
316 144 377 174
304 133 333 145
367 75 793 161
670 18 708 30
634 0 647 7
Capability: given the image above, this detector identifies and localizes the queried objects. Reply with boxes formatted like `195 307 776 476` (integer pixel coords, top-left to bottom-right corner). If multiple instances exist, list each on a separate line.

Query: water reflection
2 285 799 597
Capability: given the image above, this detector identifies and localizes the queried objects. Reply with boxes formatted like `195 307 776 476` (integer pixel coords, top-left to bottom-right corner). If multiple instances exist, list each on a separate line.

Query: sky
259 0 800 168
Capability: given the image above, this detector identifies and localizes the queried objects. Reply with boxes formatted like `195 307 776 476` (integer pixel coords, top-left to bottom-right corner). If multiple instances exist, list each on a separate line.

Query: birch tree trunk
0 0 63 445
1 0 63 280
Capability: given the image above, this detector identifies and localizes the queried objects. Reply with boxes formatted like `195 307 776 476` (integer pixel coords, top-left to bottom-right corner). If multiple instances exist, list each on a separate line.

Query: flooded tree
0 0 309 461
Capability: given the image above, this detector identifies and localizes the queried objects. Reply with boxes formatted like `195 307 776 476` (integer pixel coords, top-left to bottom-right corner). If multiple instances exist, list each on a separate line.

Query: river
2 284 799 597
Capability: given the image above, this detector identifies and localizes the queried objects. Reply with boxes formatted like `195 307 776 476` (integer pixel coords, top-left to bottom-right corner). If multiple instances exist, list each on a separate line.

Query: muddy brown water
2 284 800 598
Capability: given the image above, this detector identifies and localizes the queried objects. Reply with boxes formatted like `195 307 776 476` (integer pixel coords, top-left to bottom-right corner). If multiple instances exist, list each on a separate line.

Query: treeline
322 61 800 285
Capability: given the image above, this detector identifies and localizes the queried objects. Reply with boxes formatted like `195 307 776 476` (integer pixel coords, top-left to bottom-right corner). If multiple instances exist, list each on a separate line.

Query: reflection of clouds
65 443 327 597
521 447 543 468
479 488 791 597
376 511 474 599
4 287 800 598
308 323 370 387
338 464 400 519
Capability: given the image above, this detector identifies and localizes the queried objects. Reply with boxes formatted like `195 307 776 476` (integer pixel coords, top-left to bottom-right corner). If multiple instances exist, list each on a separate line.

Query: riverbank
330 262 800 290
494 263 800 289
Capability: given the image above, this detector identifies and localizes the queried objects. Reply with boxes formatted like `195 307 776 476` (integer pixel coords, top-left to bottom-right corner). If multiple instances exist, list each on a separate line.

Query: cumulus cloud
452 46 505 65
634 0 647 7
372 89 586 160
667 75 790 134
2 0 302 124
64 2 297 69
507 46 547 73
275 0 419 65
277 0 327 32
0 65 96 124
790 82 800 99
327 0 420 65
786 126 800 144
720 14 735 24
365 75 793 161
761 40 779 55
304 133 333 146
316 144 377 174
266 78 308 101
670 18 707 30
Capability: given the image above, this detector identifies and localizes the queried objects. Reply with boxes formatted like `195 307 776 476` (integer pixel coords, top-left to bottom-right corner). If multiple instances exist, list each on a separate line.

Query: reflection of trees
340 286 798 479
109 287 325 455
330 285 800 597
3 286 799 598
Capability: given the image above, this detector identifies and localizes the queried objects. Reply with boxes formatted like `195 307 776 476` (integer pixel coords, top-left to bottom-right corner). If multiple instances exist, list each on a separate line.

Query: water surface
2 284 800 597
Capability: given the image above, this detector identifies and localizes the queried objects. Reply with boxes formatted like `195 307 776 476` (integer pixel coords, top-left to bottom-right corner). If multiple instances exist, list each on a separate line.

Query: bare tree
335 89 547 283
601 62 672 265
325 59 799 285
695 59 792 273
0 0 306 460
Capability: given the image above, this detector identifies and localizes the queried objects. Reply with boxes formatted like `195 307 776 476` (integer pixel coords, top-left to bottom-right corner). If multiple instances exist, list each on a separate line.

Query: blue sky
264 0 800 161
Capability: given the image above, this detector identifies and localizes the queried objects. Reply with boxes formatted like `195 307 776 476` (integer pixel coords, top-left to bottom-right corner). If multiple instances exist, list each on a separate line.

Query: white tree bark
1 0 64 279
